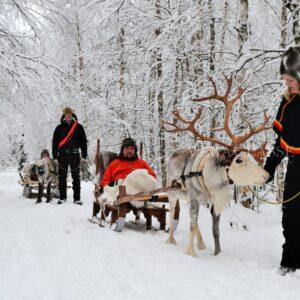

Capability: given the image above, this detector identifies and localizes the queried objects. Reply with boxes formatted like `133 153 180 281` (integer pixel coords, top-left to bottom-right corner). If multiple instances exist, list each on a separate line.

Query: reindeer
164 75 270 257
35 150 57 204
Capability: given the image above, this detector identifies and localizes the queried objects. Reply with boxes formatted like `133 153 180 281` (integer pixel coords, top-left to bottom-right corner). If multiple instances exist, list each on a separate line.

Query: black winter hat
280 46 300 82
121 138 137 152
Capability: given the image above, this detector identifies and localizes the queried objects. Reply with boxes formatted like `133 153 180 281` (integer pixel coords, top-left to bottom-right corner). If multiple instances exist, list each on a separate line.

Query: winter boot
57 199 67 205
278 266 296 276
74 200 83 205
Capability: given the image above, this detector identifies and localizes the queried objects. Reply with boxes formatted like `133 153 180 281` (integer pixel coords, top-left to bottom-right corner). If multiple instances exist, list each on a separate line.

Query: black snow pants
281 155 300 269
58 152 81 201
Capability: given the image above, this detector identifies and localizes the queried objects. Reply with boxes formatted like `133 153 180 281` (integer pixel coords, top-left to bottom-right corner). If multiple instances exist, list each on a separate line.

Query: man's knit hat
280 46 300 82
63 107 74 115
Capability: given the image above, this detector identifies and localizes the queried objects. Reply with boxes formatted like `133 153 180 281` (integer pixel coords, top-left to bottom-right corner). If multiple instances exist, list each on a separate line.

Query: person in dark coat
52 107 87 205
264 46 300 275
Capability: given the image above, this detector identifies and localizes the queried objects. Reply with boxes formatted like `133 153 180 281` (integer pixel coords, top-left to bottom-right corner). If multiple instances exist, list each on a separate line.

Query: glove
265 172 274 183
263 164 274 183
263 137 285 184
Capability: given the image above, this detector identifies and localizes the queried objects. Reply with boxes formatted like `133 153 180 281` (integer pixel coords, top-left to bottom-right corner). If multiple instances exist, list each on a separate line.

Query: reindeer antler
240 141 268 164
165 75 271 161
164 108 231 148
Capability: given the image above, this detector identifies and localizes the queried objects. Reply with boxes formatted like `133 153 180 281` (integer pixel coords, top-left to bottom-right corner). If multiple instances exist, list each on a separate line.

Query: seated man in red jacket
101 138 156 187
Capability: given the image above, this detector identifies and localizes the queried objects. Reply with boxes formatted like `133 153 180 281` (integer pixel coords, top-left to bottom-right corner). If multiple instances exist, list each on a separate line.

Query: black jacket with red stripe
264 94 300 178
52 114 87 159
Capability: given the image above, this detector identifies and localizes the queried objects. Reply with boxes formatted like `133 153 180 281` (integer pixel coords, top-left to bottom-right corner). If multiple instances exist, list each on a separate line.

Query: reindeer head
164 75 271 186
227 151 269 186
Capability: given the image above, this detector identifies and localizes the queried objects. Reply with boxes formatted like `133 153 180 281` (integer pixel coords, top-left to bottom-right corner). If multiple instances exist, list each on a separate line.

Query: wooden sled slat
114 186 177 205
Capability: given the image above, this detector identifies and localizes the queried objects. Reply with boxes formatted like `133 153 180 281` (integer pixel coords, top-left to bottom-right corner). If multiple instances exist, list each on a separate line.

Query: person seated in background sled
100 138 156 188
52 107 87 205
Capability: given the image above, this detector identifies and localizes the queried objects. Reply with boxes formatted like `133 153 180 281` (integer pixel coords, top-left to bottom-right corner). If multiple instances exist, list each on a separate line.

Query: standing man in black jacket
52 107 87 205
264 46 300 276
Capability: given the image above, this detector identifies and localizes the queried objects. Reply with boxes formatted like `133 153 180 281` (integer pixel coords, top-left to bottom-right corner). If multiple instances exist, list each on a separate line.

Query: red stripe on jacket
58 121 78 148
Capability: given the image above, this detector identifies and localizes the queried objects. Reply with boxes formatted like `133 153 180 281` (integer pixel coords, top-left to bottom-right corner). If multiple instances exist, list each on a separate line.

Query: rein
247 186 300 205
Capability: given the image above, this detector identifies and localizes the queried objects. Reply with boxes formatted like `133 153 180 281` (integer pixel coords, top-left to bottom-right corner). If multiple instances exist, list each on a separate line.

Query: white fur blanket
100 169 161 208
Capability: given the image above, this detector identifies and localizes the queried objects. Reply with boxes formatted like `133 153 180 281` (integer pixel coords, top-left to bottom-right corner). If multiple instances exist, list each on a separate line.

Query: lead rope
247 186 300 205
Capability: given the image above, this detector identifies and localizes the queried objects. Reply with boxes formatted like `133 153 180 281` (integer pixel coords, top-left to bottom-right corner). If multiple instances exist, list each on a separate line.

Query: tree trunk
237 0 249 56
118 26 127 138
208 0 215 72
171 57 181 150
192 0 204 85
219 0 229 65
285 0 300 45
75 9 88 135
118 27 126 97
148 84 156 163
280 1 288 49
155 0 167 186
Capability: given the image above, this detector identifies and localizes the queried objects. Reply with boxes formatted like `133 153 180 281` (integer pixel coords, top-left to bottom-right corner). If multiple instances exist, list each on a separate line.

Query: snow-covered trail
0 170 299 300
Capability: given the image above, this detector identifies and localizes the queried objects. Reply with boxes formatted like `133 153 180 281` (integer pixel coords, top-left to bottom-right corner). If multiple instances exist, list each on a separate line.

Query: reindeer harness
179 149 234 193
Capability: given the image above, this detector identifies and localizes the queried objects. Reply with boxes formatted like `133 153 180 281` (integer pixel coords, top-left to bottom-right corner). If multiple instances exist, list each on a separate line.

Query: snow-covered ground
0 170 299 300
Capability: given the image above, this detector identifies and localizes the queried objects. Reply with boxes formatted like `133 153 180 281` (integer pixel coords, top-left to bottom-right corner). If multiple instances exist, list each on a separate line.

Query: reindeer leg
166 196 178 245
46 182 52 203
195 224 206 250
173 199 180 232
186 198 199 257
211 205 221 255
36 181 43 204
135 210 140 223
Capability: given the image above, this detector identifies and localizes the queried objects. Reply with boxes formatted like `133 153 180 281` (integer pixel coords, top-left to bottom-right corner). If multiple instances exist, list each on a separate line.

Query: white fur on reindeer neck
188 147 231 215
201 149 232 215
101 169 161 208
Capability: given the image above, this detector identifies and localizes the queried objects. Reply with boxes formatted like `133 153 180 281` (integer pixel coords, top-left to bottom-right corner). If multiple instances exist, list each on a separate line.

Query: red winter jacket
101 158 156 187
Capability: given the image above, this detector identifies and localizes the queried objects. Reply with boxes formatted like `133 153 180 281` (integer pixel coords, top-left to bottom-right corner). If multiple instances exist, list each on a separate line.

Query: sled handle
95 138 100 175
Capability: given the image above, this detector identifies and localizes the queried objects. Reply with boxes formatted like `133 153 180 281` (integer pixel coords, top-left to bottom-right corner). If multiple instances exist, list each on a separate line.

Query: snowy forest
2 1 300 297
1 0 300 182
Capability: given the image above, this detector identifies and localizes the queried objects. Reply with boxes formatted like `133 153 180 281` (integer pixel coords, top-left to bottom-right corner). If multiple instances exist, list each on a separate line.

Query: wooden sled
89 185 180 232
89 138 180 232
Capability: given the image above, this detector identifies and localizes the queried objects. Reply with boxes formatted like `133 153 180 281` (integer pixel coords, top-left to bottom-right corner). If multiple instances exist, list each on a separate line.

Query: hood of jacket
60 113 78 124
